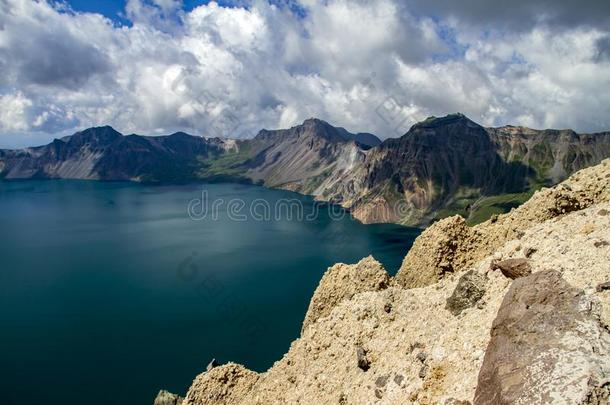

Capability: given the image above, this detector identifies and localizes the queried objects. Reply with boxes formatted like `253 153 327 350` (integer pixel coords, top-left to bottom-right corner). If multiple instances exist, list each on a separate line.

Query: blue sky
64 0 128 20
65 0 230 22
63 0 307 24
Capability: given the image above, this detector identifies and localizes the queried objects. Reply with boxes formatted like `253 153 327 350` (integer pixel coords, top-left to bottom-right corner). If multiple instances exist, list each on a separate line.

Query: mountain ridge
2 114 610 226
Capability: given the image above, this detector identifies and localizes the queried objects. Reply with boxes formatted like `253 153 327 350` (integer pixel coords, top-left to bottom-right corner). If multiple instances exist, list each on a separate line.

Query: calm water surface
0 180 420 404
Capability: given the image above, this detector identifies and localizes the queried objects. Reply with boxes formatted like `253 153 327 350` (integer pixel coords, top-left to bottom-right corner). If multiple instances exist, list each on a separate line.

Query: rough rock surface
474 270 610 404
394 216 473 288
445 270 487 316
490 258 532 279
183 364 259 405
178 161 610 404
301 256 390 333
154 390 183 405
396 159 610 288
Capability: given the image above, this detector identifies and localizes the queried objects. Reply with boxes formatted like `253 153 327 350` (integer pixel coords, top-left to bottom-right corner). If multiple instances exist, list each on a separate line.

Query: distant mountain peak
302 117 328 125
414 113 473 127
256 118 381 148
167 131 196 138
77 125 121 135
73 125 121 137
300 118 337 133
409 113 482 133
67 126 123 148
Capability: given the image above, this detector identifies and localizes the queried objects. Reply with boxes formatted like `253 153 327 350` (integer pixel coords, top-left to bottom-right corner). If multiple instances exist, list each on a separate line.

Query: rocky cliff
243 118 376 191
2 115 610 226
163 159 610 404
312 114 610 225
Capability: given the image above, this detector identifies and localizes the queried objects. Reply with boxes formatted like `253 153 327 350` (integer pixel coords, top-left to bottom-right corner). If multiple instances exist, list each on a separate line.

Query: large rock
154 390 183 405
445 270 487 316
395 216 474 289
301 256 389 333
474 270 610 404
490 258 532 279
184 363 259 405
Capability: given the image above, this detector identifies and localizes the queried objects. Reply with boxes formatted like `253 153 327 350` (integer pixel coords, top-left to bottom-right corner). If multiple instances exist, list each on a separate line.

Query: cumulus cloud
0 92 32 132
0 1 112 90
0 0 609 147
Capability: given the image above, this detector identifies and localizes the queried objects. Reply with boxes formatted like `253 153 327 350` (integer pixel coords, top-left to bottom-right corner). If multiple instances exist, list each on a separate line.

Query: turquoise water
0 180 420 404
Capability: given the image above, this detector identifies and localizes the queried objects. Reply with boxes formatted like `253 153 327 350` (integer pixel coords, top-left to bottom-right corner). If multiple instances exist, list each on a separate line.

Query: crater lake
0 180 420 404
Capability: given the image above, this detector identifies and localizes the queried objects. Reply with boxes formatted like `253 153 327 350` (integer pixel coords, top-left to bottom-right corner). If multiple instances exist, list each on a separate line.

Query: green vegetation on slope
434 197 476 222
197 144 253 182
432 176 546 225
431 190 534 226
466 191 534 225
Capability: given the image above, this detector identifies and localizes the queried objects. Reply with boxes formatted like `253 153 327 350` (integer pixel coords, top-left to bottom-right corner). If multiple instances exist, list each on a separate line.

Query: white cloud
0 92 32 132
0 0 609 147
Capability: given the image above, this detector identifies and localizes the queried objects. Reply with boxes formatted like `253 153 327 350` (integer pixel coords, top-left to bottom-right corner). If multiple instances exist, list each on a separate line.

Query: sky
1 0 610 148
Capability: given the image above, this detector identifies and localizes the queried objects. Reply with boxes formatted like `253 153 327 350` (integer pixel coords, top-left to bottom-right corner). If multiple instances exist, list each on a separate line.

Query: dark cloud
407 0 610 31
0 2 112 90
10 34 111 90
595 35 610 61
0 0 11 30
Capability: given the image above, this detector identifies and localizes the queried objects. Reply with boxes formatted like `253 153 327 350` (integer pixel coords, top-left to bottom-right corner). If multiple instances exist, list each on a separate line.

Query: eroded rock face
396 160 610 289
175 199 610 404
301 256 389 333
183 363 259 405
395 216 473 289
319 115 610 226
154 390 183 405
474 270 610 404
445 270 487 316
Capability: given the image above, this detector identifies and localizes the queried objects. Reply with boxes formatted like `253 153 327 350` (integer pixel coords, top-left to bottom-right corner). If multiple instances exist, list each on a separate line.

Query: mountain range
2 113 610 226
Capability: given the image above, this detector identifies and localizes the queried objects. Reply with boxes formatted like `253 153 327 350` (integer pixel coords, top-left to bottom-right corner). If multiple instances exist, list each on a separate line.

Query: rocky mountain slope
239 118 377 189
312 114 610 225
0 119 376 187
202 114 610 226
0 126 232 182
2 114 610 226
161 159 610 405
